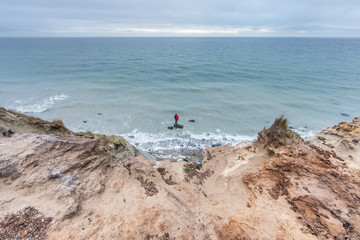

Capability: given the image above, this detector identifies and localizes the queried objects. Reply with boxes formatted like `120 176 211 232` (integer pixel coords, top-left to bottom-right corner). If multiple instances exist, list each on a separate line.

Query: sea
1 37 359 161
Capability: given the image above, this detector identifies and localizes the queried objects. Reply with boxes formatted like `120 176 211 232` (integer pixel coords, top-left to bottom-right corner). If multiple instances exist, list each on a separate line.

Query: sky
1 0 360 37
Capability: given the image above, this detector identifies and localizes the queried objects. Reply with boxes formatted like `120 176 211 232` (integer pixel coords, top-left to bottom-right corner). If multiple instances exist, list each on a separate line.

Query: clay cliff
0 108 359 239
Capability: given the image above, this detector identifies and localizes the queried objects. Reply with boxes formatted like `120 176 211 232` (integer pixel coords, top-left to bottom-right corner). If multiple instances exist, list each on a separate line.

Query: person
174 114 179 126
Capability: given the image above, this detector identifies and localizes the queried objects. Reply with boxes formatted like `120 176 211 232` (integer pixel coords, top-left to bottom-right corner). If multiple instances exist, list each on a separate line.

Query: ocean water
1 37 360 160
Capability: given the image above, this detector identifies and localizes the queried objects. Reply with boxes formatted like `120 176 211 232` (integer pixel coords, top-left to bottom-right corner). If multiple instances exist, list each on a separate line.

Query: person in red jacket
174 114 179 126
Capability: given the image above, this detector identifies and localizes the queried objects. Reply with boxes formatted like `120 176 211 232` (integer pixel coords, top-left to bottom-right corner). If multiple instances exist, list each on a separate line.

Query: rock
189 120 195 122
83 120 87 123
341 113 350 117
211 143 222 147
0 158 19 179
7 128 15 137
48 171 62 179
173 124 183 129
0 126 15 137
97 113 102 115
353 117 360 123
352 139 358 144
107 135 141 162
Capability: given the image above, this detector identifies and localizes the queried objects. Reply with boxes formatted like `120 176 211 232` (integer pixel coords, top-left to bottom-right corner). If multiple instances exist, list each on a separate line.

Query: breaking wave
14 94 68 113
123 129 257 162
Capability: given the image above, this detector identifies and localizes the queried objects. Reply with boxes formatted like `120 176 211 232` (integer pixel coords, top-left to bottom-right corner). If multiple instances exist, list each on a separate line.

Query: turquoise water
1 37 359 159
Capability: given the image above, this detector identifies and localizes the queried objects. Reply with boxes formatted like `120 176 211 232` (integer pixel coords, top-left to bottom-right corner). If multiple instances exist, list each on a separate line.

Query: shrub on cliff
52 118 66 128
257 116 300 153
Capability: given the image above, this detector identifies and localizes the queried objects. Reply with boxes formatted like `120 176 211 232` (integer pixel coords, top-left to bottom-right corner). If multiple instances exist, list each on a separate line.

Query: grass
258 116 298 151
108 135 128 146
184 163 202 174
75 131 95 139
52 119 65 128
272 116 288 130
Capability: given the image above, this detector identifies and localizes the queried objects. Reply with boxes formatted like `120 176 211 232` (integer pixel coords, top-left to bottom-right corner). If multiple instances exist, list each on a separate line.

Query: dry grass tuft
258 116 300 153
52 118 65 128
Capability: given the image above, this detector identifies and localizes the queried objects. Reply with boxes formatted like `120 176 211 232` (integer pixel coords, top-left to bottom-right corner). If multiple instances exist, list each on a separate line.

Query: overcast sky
1 0 360 37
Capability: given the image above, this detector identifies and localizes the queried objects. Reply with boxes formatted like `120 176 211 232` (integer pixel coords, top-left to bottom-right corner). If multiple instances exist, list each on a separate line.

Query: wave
120 126 318 162
14 94 68 113
293 128 317 139
122 129 256 161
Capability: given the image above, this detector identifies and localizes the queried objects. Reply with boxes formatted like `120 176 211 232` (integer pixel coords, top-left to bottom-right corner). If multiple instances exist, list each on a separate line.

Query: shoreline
1 106 320 162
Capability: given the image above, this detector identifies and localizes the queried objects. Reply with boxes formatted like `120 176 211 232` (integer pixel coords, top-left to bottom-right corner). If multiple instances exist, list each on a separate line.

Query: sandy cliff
1 109 359 239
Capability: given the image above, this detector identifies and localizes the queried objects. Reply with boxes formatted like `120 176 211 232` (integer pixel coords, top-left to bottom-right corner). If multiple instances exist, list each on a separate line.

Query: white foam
14 94 68 113
122 129 256 153
294 129 317 139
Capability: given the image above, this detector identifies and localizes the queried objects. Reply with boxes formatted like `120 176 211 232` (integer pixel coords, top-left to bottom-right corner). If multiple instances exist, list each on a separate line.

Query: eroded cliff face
0 111 359 239
0 107 73 137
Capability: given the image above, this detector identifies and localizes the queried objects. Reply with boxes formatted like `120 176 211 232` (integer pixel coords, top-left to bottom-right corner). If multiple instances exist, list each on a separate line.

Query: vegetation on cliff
257 116 301 154
0 107 73 136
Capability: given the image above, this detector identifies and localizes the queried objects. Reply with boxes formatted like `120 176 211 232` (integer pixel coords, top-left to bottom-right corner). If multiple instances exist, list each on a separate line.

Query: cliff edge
1 110 359 239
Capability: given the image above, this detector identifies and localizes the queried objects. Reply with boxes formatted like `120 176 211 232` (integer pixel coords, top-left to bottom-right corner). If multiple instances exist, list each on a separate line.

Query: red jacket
175 115 179 121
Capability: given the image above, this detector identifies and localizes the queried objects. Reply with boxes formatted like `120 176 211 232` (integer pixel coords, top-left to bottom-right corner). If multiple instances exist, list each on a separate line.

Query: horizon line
1 36 360 38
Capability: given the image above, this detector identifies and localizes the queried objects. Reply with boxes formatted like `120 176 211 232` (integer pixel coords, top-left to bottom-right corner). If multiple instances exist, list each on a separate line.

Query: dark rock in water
341 113 350 117
189 120 195 123
352 139 359 144
289 126 294 129
83 121 87 123
168 126 174 130
129 136 135 139
97 113 102 116
211 143 222 147
174 124 183 129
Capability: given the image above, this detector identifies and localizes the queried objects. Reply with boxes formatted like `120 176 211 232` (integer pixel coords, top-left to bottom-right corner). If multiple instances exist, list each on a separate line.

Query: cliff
1 109 359 239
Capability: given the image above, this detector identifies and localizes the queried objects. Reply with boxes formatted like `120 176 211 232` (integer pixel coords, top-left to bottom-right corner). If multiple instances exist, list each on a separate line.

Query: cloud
47 25 276 36
0 0 360 37
322 24 360 30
